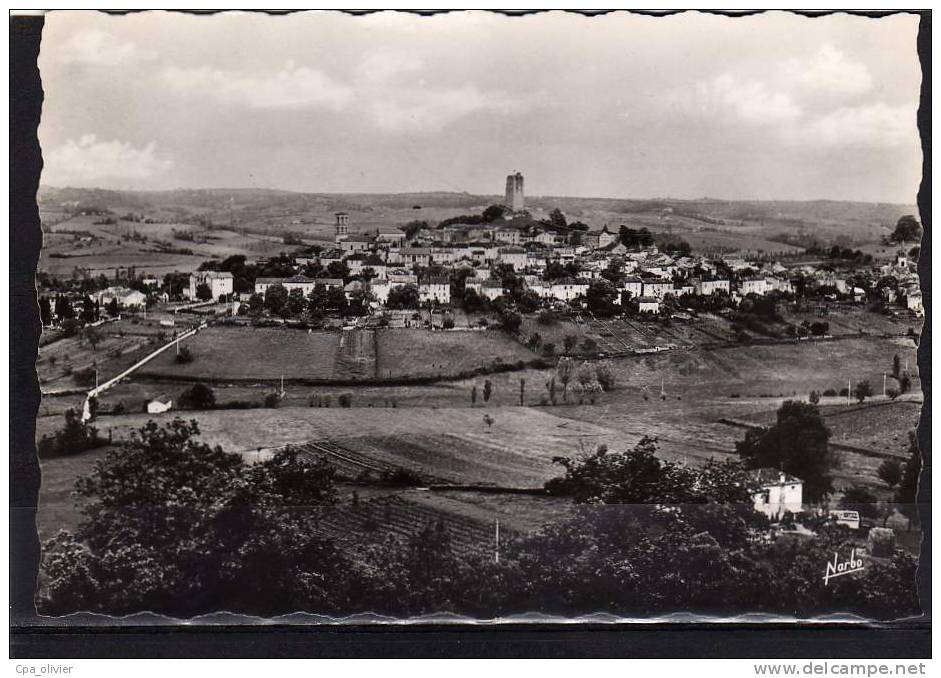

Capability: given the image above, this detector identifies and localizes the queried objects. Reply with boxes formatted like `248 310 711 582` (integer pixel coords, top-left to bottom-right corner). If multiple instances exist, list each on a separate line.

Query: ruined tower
504 172 524 212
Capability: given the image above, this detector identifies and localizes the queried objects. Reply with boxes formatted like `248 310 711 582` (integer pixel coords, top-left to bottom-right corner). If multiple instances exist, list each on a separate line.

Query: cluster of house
171 211 923 319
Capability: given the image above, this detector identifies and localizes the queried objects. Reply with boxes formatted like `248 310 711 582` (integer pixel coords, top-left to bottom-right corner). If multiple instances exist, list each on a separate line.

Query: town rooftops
344 234 374 243
420 276 451 286
197 271 233 279
636 296 659 303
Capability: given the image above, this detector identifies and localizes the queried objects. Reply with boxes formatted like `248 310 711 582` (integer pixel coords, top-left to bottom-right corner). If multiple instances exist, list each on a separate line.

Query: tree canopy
736 400 835 501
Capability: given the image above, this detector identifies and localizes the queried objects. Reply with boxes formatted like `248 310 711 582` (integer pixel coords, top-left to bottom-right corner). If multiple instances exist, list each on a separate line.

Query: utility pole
883 372 887 398
847 378 852 405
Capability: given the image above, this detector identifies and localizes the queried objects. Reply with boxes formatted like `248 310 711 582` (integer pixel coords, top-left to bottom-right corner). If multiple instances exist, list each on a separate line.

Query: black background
9 10 931 659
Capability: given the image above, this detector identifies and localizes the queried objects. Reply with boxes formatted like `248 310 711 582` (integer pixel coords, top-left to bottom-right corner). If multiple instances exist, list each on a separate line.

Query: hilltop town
33 174 924 618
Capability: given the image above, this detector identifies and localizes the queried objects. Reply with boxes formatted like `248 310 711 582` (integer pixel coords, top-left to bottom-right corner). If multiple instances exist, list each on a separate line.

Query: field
139 326 343 381
36 316 190 393
375 328 538 379
90 406 639 488
137 325 539 383
39 213 294 277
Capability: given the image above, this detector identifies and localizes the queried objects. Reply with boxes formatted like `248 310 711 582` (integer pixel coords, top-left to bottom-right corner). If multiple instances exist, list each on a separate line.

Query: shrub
179 383 216 410
338 393 352 408
264 392 281 408
175 346 194 364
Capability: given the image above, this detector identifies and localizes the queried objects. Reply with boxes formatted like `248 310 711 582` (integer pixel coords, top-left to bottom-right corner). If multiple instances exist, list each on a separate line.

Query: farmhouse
186 271 234 300
751 469 803 520
147 395 173 414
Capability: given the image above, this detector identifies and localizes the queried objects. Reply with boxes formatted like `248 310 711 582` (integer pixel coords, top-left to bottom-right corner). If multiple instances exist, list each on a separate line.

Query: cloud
162 63 353 110
162 60 524 132
366 85 527 132
784 44 872 97
56 29 156 66
694 74 802 125
44 134 174 187
798 102 916 149
357 52 424 83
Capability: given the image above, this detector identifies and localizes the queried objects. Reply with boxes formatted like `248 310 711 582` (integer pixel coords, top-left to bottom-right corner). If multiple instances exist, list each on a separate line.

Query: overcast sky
39 10 922 203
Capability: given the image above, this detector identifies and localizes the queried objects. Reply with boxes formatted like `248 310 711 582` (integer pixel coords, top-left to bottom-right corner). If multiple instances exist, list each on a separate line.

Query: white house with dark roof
751 469 803 520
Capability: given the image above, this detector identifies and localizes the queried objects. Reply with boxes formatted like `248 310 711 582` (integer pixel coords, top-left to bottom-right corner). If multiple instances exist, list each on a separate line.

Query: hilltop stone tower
504 172 525 212
334 212 350 242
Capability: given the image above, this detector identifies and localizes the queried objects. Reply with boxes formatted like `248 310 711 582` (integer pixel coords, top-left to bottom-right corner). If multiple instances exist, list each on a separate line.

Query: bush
264 392 281 408
175 346 194 364
72 367 97 387
338 393 352 408
595 363 616 391
380 467 423 487
179 383 216 410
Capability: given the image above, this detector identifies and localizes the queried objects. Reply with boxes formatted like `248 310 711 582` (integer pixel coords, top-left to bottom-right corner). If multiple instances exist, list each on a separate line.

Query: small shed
147 395 173 414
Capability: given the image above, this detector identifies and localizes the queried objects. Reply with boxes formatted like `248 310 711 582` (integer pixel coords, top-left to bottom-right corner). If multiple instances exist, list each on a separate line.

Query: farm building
186 271 233 300
147 395 173 414
751 469 803 520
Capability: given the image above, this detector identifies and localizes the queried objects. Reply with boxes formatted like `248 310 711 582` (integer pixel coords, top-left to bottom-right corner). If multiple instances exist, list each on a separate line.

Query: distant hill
38 185 916 250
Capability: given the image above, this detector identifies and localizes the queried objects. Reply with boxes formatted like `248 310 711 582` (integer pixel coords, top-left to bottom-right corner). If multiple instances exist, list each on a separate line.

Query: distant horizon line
38 184 918 208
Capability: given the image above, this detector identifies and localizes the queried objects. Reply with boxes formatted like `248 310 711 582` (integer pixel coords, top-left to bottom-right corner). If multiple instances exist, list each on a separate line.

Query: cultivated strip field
100 406 638 488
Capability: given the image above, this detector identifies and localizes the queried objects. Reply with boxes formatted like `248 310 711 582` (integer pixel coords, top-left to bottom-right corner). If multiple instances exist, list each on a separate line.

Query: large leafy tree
736 400 835 501
546 436 757 506
40 419 345 617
